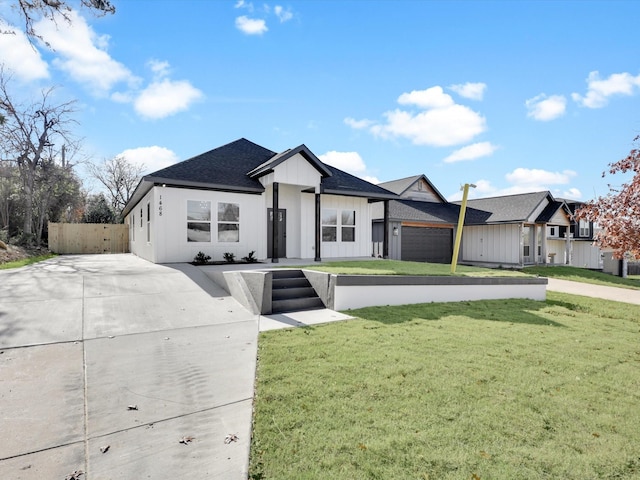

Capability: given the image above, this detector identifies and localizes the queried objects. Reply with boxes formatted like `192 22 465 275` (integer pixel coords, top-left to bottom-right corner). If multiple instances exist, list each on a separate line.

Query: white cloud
505 168 576 186
117 146 179 175
398 86 454 109
234 0 254 10
34 10 137 95
446 169 580 201
525 94 567 121
319 151 379 184
443 142 498 163
0 29 49 82
449 82 487 100
134 78 203 119
350 86 487 147
274 5 293 22
344 117 374 129
562 187 582 199
148 59 171 79
572 71 640 108
235 15 268 35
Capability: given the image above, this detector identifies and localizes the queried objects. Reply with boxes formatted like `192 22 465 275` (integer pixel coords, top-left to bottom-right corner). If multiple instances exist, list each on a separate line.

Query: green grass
0 253 56 270
250 293 640 479
523 265 640 290
298 259 528 277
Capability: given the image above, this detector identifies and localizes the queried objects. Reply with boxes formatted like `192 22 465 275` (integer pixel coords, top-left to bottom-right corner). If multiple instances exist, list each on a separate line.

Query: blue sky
1 0 639 201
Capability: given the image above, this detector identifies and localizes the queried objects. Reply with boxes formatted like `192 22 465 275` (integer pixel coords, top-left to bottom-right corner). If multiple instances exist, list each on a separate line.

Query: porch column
383 200 390 259
314 193 321 262
272 182 279 263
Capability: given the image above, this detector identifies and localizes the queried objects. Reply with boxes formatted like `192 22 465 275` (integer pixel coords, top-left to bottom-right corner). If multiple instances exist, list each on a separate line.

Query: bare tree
88 155 144 221
2 0 115 45
0 70 78 240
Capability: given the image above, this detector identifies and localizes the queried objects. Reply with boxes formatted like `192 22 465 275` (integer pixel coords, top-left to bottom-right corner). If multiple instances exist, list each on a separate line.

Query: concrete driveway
0 254 259 479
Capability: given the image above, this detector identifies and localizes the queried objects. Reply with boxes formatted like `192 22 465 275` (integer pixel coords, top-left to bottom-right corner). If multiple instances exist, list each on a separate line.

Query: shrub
223 252 235 263
193 251 211 265
242 250 258 263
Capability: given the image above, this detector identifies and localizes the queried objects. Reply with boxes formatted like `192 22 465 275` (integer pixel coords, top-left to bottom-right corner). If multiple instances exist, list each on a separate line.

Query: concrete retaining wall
203 267 548 314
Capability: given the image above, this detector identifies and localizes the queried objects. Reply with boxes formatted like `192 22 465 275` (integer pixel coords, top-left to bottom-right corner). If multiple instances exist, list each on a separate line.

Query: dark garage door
401 226 453 263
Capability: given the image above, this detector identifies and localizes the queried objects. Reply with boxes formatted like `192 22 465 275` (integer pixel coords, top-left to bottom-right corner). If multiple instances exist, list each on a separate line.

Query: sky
1 0 639 201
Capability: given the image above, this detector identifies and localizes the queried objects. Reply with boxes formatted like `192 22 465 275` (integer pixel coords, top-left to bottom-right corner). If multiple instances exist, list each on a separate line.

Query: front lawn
300 259 528 277
523 265 640 290
250 293 640 479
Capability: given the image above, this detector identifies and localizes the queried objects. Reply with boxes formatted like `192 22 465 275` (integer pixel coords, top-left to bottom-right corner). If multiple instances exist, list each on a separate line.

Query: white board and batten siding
315 194 372 259
271 153 322 189
129 186 264 264
461 224 521 264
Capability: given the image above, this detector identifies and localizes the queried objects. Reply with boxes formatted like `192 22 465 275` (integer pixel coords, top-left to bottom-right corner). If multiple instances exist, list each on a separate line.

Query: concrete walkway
546 277 640 305
0 255 259 479
0 254 351 479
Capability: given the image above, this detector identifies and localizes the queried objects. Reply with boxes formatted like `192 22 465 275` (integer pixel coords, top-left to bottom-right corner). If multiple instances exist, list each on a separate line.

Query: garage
401 226 453 263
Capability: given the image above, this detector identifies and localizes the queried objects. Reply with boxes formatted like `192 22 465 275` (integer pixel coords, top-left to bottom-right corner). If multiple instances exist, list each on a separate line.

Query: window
322 209 356 242
218 202 239 242
341 210 356 242
132 214 135 241
579 220 590 237
187 200 211 242
537 225 542 256
140 208 143 227
322 209 337 242
548 226 557 237
146 202 151 243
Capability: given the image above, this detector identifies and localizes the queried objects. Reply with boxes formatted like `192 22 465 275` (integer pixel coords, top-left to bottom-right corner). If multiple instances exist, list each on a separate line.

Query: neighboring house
122 138 396 264
372 175 460 263
559 198 603 269
461 191 572 267
372 176 577 267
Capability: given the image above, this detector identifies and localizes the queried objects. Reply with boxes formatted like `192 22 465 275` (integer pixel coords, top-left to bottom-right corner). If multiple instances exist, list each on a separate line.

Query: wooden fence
48 222 129 254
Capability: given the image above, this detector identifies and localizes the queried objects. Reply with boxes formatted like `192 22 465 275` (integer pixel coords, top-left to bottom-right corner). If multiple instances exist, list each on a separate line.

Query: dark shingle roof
377 174 446 202
372 199 460 223
321 165 396 199
123 138 397 216
461 191 552 224
147 138 273 192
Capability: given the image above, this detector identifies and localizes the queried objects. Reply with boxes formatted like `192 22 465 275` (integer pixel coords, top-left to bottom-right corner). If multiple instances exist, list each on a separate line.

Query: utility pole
451 183 476 274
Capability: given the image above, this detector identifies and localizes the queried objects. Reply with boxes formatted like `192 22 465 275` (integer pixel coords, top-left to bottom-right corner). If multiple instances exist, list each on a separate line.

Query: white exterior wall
319 194 372 258
128 188 156 263
334 283 546 310
572 242 603 269
142 186 264 263
461 224 520 264
273 154 321 188
546 239 566 264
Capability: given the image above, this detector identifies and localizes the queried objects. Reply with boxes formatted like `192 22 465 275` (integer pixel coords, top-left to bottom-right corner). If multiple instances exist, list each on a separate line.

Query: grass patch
298 259 527 277
523 265 640 290
250 293 640 479
0 253 56 270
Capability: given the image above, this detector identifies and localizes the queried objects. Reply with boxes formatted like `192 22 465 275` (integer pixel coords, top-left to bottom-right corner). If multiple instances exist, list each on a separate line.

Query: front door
267 208 287 258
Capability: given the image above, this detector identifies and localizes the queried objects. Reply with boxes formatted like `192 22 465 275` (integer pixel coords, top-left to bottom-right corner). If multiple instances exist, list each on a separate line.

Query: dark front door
267 208 287 258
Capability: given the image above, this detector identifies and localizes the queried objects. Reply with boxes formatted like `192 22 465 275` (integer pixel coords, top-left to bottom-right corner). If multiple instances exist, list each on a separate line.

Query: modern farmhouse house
122 138 396 264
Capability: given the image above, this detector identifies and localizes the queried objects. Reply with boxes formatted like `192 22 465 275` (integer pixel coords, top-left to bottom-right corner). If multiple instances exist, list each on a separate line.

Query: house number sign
158 195 163 217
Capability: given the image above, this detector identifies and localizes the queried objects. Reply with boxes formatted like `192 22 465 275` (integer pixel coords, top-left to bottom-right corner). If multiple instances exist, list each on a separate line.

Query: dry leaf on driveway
224 433 239 444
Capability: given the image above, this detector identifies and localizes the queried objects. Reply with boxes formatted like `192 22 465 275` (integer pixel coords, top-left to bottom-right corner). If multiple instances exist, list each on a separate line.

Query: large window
341 210 355 242
218 202 239 242
322 209 337 242
187 200 211 242
322 208 356 242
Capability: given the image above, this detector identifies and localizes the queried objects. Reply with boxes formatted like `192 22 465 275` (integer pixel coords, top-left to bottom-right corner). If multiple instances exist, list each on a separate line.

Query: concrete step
270 269 324 313
272 277 310 289
272 286 317 301
272 296 325 313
